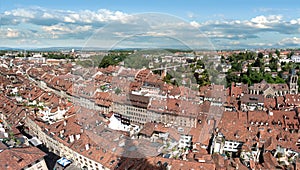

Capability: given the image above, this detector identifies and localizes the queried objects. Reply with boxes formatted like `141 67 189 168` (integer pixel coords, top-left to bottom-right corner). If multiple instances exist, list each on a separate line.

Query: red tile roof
0 144 46 170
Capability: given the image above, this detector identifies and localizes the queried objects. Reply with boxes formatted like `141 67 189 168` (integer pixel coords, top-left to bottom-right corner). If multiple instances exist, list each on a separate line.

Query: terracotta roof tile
0 145 46 170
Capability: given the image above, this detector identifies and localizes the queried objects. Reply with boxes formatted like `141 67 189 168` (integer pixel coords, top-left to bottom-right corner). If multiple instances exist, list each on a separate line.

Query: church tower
289 69 298 94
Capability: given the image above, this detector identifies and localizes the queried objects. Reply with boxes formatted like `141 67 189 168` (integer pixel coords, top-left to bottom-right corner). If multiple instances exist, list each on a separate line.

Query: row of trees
43 53 74 59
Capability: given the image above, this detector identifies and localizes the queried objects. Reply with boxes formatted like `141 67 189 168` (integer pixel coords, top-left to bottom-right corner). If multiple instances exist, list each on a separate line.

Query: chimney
85 143 90 151
69 135 74 143
268 110 273 116
75 134 81 140
60 129 65 136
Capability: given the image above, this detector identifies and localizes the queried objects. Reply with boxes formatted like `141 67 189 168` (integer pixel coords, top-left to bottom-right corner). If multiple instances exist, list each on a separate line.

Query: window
37 164 42 169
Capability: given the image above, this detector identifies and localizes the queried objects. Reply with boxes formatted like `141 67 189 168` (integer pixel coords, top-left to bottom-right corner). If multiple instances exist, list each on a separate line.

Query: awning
57 157 72 167
29 137 42 146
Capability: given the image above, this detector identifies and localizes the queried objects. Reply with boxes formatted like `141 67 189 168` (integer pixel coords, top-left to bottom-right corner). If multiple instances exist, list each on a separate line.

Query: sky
1 0 300 49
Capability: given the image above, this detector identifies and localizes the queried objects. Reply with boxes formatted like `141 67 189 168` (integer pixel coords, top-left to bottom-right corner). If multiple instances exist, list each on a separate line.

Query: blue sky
1 0 300 49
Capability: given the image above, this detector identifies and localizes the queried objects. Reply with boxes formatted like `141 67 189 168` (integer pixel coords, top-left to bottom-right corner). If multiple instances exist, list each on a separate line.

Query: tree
269 57 278 71
269 52 272 58
275 49 280 57
99 53 127 68
288 51 295 58
253 58 262 68
264 73 275 83
216 64 223 72
249 71 263 84
257 52 264 59
231 62 242 72
241 74 251 84
17 53 24 57
221 56 226 63
196 69 210 86
274 76 285 83
163 73 173 84
114 88 122 95
226 72 239 86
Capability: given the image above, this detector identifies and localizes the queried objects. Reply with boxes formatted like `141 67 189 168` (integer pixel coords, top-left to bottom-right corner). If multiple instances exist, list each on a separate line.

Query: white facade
291 55 300 63
178 135 192 149
279 58 291 63
223 140 243 152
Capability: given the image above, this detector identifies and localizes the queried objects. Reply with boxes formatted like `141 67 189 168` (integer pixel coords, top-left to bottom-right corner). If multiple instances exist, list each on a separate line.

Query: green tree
288 51 294 58
114 88 122 95
221 56 226 63
231 62 242 72
274 76 285 83
264 73 275 83
216 64 223 72
99 53 127 68
257 52 264 59
241 74 251 84
226 72 240 86
275 49 280 57
253 58 262 68
195 69 210 86
269 57 278 71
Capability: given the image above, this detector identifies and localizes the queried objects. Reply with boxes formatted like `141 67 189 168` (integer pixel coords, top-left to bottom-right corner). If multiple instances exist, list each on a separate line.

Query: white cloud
42 12 54 19
4 8 35 18
42 24 92 35
251 15 282 24
249 42 273 47
17 39 40 45
249 15 283 28
190 21 201 28
64 16 76 23
290 19 300 25
278 37 300 46
2 7 132 26
6 28 19 38
229 41 240 45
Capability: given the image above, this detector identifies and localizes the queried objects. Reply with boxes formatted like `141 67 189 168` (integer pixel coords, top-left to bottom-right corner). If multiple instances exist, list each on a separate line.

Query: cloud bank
1 7 300 49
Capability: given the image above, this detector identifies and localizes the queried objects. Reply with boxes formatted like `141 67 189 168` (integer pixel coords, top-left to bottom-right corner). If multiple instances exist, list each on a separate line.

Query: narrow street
18 126 60 170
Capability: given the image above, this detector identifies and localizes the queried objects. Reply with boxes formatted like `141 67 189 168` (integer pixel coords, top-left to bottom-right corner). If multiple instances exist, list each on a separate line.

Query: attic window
110 160 115 165
12 155 23 163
